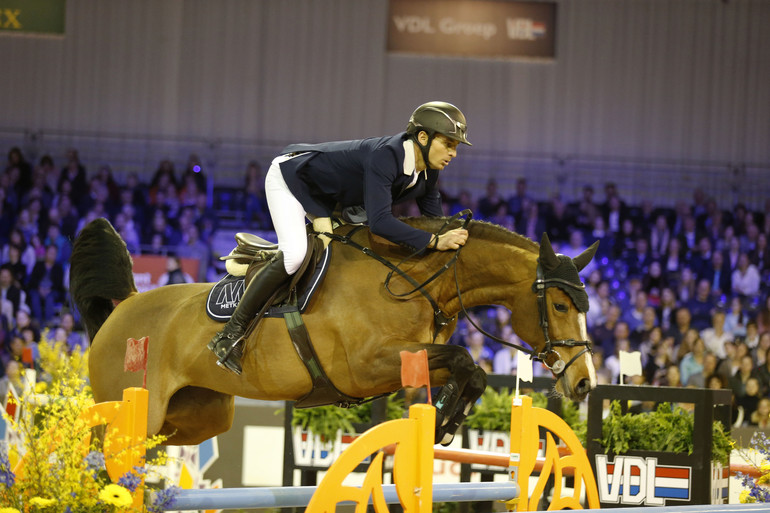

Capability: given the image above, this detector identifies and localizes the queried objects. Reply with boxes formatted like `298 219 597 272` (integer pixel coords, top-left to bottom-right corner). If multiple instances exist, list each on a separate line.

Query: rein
320 210 473 340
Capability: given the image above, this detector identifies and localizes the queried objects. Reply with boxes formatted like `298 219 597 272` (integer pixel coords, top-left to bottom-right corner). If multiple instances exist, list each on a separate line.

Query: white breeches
265 156 309 275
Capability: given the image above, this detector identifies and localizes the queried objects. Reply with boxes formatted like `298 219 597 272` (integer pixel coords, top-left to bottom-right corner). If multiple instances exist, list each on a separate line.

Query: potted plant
463 387 586 472
599 400 732 462
289 394 406 468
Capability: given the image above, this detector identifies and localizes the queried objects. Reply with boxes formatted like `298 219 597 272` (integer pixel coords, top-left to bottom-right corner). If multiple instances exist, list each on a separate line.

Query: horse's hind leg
160 387 235 445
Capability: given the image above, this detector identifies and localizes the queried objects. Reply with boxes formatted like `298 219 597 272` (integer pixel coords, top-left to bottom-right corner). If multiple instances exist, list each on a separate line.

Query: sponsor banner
595 455 691 506
0 0 65 35
711 462 729 504
292 428 393 469
595 454 728 506
387 0 556 59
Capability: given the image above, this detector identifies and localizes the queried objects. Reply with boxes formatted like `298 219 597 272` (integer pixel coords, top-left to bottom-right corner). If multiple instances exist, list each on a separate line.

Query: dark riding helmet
406 101 471 146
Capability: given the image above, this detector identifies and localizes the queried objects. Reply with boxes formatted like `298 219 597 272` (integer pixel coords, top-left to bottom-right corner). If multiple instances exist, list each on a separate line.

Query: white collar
402 140 417 176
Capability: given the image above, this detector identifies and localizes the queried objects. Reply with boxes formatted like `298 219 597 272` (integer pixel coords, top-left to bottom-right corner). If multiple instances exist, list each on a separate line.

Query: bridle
321 209 593 378
530 265 593 377
453 256 592 378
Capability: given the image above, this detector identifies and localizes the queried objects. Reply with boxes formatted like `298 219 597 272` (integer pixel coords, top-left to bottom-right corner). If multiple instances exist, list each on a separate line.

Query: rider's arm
364 151 434 251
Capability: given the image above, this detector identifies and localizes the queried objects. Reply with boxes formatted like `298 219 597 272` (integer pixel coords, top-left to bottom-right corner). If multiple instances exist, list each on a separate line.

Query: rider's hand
433 228 468 251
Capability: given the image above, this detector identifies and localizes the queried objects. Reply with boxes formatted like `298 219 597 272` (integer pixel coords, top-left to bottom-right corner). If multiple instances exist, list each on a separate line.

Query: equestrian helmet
407 101 471 146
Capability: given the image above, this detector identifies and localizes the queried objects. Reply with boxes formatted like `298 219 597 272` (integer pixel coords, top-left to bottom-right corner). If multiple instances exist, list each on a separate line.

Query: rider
209 101 472 374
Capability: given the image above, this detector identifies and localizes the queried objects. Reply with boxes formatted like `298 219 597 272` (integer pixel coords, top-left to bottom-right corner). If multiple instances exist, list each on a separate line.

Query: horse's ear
573 240 600 272
539 233 560 273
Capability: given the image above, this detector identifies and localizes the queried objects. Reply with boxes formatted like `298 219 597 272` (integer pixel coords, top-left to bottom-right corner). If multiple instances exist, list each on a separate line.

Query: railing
2 127 767 210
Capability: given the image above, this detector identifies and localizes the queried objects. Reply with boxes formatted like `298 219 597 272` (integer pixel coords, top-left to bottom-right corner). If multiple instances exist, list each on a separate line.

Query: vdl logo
595 455 691 506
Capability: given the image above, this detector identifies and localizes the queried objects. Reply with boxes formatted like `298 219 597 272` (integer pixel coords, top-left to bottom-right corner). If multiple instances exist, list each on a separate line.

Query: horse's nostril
576 378 592 395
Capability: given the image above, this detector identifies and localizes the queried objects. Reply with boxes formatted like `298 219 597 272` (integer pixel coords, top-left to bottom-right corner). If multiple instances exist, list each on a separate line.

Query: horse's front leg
424 344 486 446
367 342 484 445
436 365 487 445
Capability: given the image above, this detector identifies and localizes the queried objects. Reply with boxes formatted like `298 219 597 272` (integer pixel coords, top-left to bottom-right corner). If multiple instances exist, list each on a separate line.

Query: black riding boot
208 252 290 375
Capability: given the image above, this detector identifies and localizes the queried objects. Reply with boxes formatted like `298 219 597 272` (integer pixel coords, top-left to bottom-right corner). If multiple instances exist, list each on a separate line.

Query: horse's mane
399 217 540 253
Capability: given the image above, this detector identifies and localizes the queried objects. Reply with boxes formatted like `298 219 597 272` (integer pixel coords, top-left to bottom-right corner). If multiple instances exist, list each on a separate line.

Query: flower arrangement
0 334 179 512
737 431 770 503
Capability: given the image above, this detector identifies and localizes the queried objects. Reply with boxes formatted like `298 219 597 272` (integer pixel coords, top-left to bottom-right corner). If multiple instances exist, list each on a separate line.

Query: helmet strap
410 131 435 172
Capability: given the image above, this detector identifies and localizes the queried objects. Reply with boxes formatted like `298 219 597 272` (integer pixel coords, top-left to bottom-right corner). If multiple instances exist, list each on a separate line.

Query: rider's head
407 101 471 171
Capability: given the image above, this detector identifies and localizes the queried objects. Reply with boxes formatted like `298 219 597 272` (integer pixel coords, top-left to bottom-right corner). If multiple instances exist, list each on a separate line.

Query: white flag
619 350 643 378
517 350 533 383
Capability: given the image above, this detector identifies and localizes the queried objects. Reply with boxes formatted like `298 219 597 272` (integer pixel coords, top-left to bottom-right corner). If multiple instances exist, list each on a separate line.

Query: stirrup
207 333 243 375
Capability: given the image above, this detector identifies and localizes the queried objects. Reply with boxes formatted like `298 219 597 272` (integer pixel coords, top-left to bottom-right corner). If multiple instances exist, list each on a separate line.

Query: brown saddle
222 231 323 303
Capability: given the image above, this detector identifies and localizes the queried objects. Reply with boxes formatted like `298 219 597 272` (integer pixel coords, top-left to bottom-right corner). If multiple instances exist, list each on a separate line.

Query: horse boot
207 252 290 375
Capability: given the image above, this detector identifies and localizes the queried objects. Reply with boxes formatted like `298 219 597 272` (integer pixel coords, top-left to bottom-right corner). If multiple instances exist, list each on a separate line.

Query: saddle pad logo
205 245 332 322
206 274 245 321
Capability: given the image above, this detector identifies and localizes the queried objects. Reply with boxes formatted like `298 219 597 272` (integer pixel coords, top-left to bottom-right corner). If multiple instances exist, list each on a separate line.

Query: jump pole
169 482 518 510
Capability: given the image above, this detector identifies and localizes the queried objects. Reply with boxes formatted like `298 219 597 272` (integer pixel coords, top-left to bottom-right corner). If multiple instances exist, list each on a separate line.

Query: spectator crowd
1 146 770 426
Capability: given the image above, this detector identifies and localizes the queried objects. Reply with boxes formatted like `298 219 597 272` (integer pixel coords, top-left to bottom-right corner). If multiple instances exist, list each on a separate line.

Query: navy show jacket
278 132 442 250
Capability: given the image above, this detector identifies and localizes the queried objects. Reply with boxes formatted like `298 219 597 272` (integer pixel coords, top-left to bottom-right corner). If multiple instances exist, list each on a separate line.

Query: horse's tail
70 217 137 342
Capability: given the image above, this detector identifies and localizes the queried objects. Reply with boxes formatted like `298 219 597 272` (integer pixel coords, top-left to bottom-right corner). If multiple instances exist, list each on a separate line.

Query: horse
70 216 598 446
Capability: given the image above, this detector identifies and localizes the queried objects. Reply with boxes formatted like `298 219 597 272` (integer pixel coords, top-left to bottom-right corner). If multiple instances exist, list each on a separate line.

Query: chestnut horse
70 217 598 446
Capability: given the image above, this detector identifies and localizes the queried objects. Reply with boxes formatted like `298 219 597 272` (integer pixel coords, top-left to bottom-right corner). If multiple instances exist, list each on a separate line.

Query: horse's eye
553 303 568 313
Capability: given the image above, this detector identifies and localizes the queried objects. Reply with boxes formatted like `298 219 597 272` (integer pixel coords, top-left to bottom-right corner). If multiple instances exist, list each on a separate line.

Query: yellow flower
0 508 21 513
99 484 133 508
34 382 47 394
28 497 56 508
740 489 756 503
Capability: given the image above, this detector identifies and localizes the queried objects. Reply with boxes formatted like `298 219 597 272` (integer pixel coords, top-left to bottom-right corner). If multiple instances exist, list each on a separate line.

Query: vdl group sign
387 0 556 60
0 0 65 35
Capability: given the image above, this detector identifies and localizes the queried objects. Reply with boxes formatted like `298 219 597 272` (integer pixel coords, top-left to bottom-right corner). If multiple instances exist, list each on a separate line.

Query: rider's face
418 132 459 171
428 134 459 170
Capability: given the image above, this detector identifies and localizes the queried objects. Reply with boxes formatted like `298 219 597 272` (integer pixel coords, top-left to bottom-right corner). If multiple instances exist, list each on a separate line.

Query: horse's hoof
439 432 455 446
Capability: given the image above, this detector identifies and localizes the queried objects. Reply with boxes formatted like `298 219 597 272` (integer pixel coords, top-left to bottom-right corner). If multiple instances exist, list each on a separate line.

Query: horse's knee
466 366 488 400
428 344 476 376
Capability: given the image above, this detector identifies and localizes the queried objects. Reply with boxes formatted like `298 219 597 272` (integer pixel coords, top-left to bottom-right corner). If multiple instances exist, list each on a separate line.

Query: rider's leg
208 156 308 374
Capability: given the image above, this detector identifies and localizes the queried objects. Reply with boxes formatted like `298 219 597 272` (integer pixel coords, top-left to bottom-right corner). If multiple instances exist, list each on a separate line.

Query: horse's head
529 233 599 401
